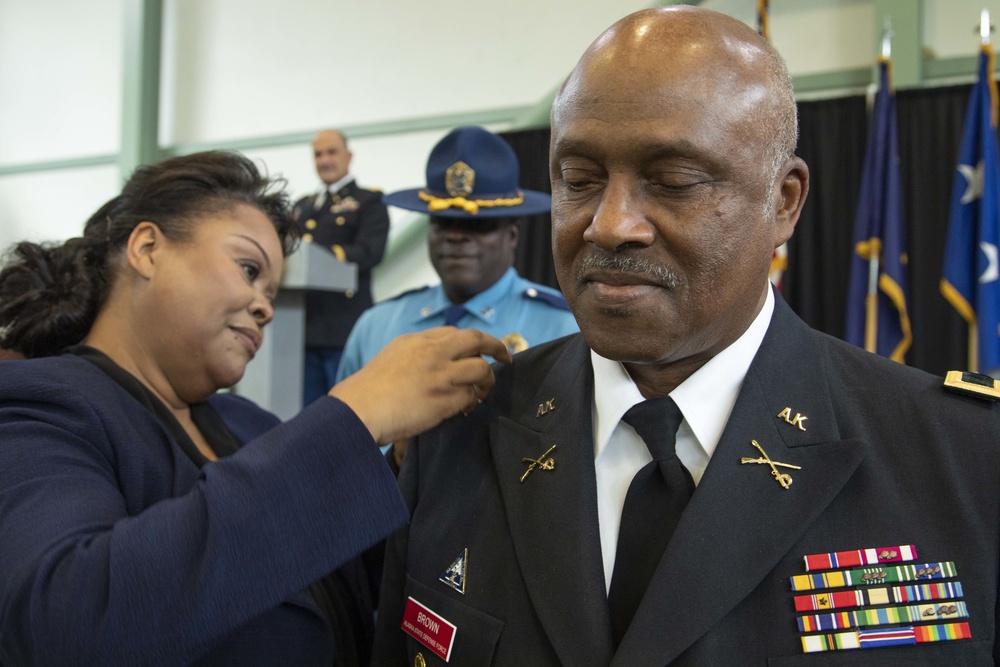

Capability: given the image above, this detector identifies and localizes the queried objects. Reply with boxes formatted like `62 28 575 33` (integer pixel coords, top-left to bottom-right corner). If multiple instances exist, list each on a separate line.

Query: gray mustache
576 252 680 289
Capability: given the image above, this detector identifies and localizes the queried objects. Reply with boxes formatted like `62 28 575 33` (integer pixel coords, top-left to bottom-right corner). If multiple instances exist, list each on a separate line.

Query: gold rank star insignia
520 444 557 483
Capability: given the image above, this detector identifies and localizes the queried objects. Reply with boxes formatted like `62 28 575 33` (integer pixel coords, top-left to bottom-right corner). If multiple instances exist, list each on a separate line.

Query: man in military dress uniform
336 127 579 383
372 8 1000 666
293 129 390 404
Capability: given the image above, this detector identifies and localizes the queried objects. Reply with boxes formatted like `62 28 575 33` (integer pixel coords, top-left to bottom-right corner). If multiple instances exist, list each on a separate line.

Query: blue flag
844 59 912 362
941 46 1000 372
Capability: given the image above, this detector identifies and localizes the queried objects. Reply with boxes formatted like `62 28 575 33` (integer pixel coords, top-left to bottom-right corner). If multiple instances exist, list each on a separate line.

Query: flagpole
864 26 893 353
969 9 993 371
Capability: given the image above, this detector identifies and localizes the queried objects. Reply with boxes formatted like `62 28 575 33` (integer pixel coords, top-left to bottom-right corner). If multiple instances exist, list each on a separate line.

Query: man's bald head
554 6 797 183
547 5 809 390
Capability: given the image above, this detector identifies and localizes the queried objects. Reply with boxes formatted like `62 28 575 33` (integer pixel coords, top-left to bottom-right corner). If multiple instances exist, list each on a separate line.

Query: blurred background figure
292 129 390 405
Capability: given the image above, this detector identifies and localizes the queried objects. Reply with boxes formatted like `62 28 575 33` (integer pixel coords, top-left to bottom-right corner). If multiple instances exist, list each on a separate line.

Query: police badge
445 161 475 197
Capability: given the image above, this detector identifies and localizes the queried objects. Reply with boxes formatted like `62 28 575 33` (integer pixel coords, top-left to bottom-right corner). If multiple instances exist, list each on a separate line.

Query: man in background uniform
293 129 389 404
337 126 578 385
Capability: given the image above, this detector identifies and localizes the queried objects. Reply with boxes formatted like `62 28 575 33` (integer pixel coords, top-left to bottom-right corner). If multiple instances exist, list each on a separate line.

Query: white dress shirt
592 285 775 591
313 174 355 207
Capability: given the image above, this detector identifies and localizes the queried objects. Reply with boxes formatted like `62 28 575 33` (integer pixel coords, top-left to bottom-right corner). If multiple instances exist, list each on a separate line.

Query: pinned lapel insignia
520 444 557 483
439 548 468 595
740 439 800 489
501 332 528 354
536 398 556 418
777 407 808 431
792 544 973 653
943 370 1000 401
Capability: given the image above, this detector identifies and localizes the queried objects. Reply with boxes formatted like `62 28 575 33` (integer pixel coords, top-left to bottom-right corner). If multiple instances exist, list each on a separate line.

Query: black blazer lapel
613 296 868 665
490 335 615 666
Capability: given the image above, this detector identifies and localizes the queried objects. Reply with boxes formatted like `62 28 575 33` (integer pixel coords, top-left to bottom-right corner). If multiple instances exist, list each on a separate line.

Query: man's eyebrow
236 234 272 269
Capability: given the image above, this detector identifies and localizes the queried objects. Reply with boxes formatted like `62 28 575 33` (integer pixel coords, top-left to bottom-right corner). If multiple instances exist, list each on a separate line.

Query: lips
579 269 671 306
231 326 262 356
581 268 665 288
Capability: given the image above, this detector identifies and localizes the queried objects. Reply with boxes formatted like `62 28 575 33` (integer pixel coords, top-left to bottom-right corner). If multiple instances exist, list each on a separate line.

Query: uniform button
345 290 355 298
302 233 314 243
305 218 317 230
336 216 346 225
526 287 538 297
414 653 426 667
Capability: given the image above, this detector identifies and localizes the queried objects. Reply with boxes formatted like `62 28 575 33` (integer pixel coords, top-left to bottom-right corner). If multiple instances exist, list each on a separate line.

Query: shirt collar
592 284 775 461
416 267 518 323
320 174 355 195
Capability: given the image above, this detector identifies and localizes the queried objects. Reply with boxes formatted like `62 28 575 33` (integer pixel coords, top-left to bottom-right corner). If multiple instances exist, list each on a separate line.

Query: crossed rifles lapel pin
740 439 801 489
520 444 557 483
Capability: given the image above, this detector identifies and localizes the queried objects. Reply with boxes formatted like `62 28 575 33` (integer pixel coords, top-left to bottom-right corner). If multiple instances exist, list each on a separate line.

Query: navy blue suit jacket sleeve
0 356 407 665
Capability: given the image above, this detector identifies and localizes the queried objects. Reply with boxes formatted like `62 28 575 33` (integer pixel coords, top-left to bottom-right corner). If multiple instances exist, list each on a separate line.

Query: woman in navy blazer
0 151 507 666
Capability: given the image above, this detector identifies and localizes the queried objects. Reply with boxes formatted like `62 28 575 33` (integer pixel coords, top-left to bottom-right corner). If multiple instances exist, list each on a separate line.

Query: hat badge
445 161 475 197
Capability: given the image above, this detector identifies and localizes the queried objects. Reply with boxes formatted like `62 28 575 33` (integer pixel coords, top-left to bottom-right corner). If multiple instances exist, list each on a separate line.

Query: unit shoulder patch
942 370 1000 402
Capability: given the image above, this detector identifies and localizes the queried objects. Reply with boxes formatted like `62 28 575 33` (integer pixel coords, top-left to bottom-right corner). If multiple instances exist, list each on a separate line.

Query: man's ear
126 221 165 280
772 156 809 248
507 221 520 245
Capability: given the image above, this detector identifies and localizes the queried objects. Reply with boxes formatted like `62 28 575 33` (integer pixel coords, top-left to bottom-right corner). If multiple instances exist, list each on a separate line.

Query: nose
440 226 472 242
251 293 274 327
583 176 656 252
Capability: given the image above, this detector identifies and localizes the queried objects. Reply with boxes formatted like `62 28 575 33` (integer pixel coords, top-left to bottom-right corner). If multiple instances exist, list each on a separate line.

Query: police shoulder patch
943 370 1000 402
384 285 433 302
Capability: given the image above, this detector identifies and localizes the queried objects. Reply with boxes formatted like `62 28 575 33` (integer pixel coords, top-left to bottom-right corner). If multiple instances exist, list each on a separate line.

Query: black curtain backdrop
501 83 978 376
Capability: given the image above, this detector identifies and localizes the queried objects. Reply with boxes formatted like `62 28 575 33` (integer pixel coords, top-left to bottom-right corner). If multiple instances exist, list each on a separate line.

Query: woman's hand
329 327 511 445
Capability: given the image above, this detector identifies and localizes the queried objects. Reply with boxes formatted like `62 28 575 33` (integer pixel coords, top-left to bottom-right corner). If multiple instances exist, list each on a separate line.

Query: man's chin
580 325 673 365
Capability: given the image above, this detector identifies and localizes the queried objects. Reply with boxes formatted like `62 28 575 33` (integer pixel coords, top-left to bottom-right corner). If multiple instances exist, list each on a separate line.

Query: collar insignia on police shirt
943 370 1000 401
520 444 557 483
739 439 800 489
445 161 475 197
501 332 528 355
777 407 808 431
790 544 972 653
536 398 556 418
439 548 469 594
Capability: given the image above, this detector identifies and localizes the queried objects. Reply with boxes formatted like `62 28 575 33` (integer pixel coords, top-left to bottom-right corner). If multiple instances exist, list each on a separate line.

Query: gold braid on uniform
418 190 524 215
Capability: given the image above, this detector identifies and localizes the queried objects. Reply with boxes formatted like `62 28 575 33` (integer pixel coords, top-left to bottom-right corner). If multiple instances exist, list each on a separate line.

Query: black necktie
607 396 694 647
443 304 466 326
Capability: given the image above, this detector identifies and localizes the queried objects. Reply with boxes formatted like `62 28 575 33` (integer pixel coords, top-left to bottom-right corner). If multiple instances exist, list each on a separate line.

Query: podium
234 243 357 420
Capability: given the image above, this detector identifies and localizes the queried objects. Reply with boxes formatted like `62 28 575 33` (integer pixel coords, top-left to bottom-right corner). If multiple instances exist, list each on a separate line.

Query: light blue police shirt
336 268 579 382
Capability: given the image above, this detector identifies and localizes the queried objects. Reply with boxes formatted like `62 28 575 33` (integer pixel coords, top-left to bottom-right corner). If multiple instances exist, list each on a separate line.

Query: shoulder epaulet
942 370 1000 402
384 285 432 302
522 286 571 311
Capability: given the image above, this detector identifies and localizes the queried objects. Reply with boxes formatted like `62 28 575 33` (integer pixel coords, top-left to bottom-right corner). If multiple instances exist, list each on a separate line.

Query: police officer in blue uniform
337 127 579 383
